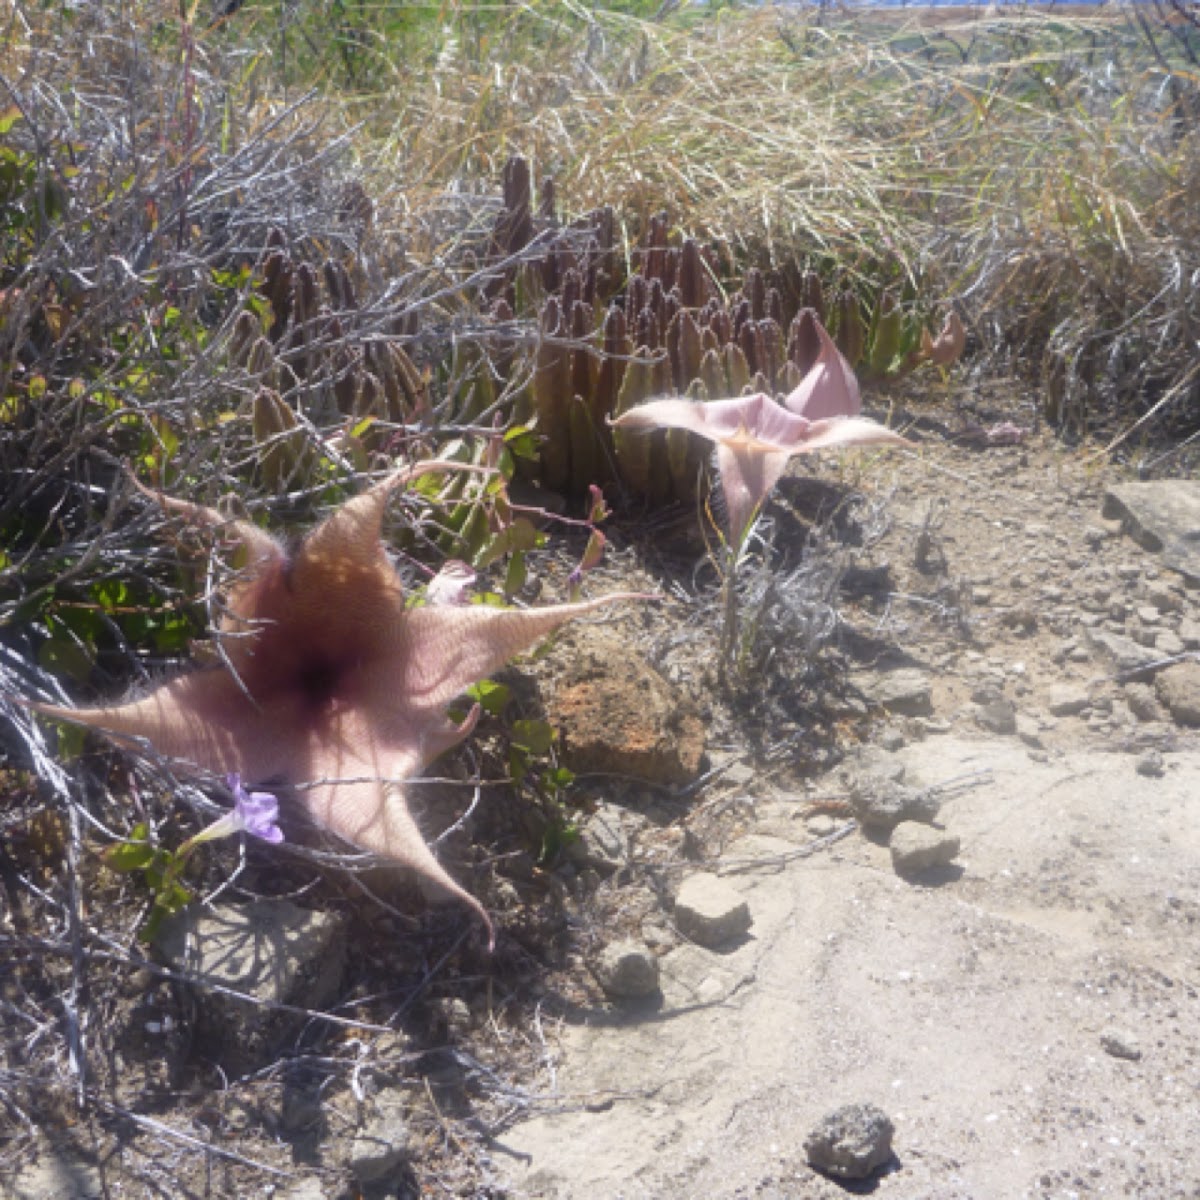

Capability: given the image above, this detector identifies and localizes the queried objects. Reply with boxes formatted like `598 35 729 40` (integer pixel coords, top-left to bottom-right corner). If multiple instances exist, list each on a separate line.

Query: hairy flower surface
32 462 642 945
611 393 909 545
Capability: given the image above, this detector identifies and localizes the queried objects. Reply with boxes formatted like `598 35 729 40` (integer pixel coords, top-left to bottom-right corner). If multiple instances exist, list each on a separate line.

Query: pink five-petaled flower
610 393 910 547
30 461 645 949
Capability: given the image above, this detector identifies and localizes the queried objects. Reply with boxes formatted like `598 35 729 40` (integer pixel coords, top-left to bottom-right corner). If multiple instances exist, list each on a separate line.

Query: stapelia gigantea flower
783 313 862 421
30 462 644 947
610 392 910 547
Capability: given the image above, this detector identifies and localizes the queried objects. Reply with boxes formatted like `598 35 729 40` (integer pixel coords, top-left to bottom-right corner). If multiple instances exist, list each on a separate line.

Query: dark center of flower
294 656 341 709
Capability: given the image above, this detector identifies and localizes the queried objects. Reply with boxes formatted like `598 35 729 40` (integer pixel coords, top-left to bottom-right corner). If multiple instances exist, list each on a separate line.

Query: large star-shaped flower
31 462 643 946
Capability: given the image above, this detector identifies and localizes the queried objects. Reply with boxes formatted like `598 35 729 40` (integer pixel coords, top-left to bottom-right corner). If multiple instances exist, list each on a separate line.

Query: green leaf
104 837 157 873
475 517 542 570
503 549 527 598
466 679 510 717
53 722 86 762
38 634 93 683
503 424 539 461
91 579 129 612
512 718 555 756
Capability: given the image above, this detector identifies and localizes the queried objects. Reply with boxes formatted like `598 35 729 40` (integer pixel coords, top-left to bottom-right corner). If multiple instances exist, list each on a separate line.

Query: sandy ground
496 735 1200 1198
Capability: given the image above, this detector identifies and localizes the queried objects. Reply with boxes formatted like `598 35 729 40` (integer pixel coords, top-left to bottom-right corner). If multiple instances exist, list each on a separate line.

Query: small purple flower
182 775 285 850
226 774 284 844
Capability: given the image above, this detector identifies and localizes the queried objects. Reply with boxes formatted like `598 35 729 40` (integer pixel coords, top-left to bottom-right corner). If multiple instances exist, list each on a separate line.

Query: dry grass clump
321 1 1200 446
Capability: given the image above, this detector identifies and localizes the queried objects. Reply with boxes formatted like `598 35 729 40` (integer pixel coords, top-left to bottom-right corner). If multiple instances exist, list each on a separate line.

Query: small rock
975 698 1017 735
1136 750 1166 778
855 669 934 717
1087 629 1162 679
1179 618 1200 650
545 629 705 785
842 746 907 784
591 940 660 999
157 900 346 1076
1155 660 1200 727
567 801 644 872
806 814 839 837
1046 683 1091 718
719 760 756 788
1125 682 1168 723
1100 1031 1143 1062
673 874 752 948
350 1091 410 1183
1142 580 1182 613
1015 714 1044 748
804 1102 895 1180
849 776 940 831
281 1181 329 1200
890 823 961 875
1156 631 1186 657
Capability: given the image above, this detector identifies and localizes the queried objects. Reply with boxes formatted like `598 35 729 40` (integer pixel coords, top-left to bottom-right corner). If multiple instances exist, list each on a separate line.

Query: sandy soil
497 735 1200 1198
494 417 1200 1200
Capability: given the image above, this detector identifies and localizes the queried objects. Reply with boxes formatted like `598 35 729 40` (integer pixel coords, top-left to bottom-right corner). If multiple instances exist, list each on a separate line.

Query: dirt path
497 735 1200 1199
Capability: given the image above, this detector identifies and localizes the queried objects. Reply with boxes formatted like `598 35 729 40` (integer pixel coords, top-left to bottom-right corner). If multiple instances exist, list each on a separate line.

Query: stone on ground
1102 480 1200 584
673 873 752 948
804 1102 895 1180
1046 682 1092 718
890 823 961 875
349 1090 410 1183
849 775 940 831
543 629 705 786
591 940 660 999
157 899 346 1076
1155 661 1200 728
854 669 933 717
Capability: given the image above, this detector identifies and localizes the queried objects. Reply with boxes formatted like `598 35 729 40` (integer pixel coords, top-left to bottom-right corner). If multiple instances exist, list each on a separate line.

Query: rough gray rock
975 698 1017 735
855 669 933 717
804 1102 895 1180
1125 682 1168 723
673 874 752 948
280 1180 329 1200
1101 1031 1143 1062
849 775 940 831
157 899 346 1076
1136 750 1166 778
1046 683 1092 718
1086 629 1163 679
568 801 630 872
842 746 907 784
350 1091 410 1183
591 940 660 999
890 823 961 874
1155 661 1200 728
1103 481 1200 584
